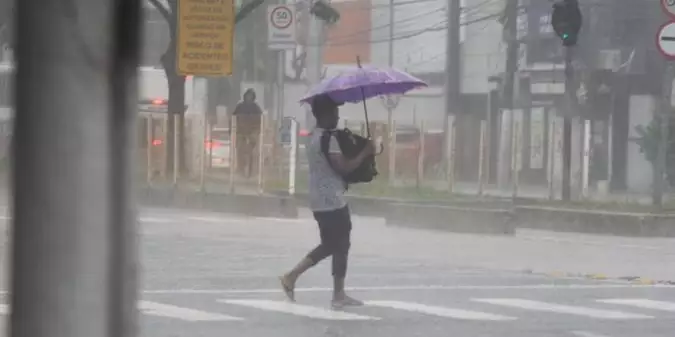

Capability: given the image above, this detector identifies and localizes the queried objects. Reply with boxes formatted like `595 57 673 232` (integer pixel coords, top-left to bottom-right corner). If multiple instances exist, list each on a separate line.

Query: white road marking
140 283 675 295
139 217 173 223
0 304 8 314
220 299 380 321
570 331 613 337
186 216 245 223
366 300 516 321
254 217 306 223
472 299 653 319
138 301 243 321
597 299 675 312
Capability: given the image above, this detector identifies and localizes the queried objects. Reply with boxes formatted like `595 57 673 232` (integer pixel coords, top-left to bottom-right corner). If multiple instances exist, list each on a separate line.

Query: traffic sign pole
655 0 675 206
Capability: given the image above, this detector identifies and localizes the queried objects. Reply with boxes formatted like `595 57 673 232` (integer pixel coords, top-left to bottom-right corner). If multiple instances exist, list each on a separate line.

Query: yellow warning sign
177 0 234 76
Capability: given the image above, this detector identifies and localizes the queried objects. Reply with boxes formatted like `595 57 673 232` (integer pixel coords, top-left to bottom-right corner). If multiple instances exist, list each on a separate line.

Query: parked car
205 127 231 169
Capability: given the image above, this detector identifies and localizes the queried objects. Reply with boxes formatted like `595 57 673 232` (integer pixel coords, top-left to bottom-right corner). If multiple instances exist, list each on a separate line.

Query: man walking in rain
232 88 263 178
279 94 375 309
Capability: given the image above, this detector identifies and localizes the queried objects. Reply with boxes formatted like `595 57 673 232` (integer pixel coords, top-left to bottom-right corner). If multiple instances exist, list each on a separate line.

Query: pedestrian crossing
4 298 669 323
140 297 675 322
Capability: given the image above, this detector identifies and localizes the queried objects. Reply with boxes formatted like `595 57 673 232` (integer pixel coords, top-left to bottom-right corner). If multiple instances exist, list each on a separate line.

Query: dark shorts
307 205 352 278
313 205 352 235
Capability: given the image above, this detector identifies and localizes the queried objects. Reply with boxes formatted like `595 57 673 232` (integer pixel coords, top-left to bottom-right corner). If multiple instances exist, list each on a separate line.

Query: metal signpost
177 0 235 76
654 12 675 207
268 4 296 127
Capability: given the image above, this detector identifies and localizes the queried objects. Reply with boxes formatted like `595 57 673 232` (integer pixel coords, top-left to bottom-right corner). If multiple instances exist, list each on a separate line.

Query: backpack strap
320 130 348 190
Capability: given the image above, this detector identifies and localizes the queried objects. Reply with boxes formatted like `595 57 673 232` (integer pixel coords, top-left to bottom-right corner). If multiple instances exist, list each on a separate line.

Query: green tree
635 116 675 187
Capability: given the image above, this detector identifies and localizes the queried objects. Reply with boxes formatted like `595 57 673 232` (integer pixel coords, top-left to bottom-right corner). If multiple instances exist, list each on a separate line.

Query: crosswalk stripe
220 299 380 321
570 331 613 337
365 300 516 321
139 301 243 321
187 216 244 223
472 299 653 319
139 217 172 223
597 299 675 312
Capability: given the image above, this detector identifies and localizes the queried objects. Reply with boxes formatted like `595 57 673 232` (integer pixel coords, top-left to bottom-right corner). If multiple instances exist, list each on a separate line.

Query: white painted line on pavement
570 331 613 337
365 300 516 321
140 283 675 295
472 299 653 319
597 299 675 312
220 299 380 321
139 217 174 223
253 217 307 223
0 304 8 314
139 301 243 321
186 216 246 223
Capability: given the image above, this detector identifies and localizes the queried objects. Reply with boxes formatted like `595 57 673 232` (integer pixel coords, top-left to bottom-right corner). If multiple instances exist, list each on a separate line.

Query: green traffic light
562 33 569 39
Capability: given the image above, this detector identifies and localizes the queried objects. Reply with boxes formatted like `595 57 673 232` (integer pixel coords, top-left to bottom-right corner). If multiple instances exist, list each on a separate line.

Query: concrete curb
271 190 675 237
535 270 675 286
515 205 675 237
138 187 298 218
384 202 516 235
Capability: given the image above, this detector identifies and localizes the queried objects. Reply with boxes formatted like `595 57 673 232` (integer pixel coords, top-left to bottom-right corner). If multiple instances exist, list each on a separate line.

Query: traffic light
551 0 582 47
310 0 340 25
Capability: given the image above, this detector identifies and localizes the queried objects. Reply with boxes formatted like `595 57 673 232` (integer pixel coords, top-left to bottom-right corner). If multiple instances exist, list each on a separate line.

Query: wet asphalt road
135 207 675 337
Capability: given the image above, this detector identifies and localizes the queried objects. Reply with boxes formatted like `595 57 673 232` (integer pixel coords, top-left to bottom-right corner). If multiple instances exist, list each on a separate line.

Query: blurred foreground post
11 1 141 337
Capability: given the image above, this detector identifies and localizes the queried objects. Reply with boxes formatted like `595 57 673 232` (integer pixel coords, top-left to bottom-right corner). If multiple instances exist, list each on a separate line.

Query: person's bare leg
280 257 315 301
330 245 363 308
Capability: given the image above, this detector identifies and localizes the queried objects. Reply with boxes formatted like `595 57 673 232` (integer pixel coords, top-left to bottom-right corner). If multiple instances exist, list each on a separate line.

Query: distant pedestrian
279 94 375 309
232 88 263 178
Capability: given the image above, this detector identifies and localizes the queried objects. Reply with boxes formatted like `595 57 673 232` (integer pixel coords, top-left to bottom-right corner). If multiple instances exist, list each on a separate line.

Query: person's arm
232 103 242 115
326 135 374 175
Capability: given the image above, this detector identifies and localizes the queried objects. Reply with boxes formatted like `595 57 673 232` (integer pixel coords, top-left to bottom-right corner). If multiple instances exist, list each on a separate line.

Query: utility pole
304 13 324 130
498 0 518 188
444 0 461 165
12 1 140 337
387 0 396 184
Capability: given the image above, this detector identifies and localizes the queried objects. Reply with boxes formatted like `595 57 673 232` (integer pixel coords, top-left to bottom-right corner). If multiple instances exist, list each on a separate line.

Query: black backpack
320 128 378 188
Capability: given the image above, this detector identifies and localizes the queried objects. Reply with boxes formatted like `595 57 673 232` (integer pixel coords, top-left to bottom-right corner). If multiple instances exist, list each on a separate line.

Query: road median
139 186 298 218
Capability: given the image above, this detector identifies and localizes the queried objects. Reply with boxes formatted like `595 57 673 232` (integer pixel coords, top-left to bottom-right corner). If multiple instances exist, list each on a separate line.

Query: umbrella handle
356 55 372 138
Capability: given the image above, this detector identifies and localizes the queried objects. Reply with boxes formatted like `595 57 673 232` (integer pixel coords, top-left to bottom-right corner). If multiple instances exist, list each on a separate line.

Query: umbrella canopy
299 65 427 105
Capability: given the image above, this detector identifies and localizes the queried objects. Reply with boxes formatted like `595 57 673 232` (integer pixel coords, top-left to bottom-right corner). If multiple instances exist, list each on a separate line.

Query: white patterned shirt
307 128 347 212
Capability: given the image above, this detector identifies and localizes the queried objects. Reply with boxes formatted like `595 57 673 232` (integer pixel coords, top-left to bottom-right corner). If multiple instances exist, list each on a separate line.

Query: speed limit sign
268 5 297 50
662 0 675 19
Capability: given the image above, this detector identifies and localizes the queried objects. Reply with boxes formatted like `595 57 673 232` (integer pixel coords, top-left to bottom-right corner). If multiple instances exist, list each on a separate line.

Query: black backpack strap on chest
320 130 348 191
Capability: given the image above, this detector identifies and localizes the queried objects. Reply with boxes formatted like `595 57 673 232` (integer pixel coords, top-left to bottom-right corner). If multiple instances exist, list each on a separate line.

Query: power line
320 11 502 47
322 0 501 45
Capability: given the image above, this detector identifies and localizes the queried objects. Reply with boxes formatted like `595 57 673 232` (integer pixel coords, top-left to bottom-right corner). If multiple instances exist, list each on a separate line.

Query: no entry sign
657 21 675 60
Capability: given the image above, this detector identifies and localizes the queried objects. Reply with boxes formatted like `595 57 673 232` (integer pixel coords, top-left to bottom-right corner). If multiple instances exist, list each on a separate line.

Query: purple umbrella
299 65 428 105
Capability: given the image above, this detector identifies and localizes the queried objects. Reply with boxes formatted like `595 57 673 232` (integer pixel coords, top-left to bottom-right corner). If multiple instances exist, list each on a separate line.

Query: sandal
279 276 295 302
